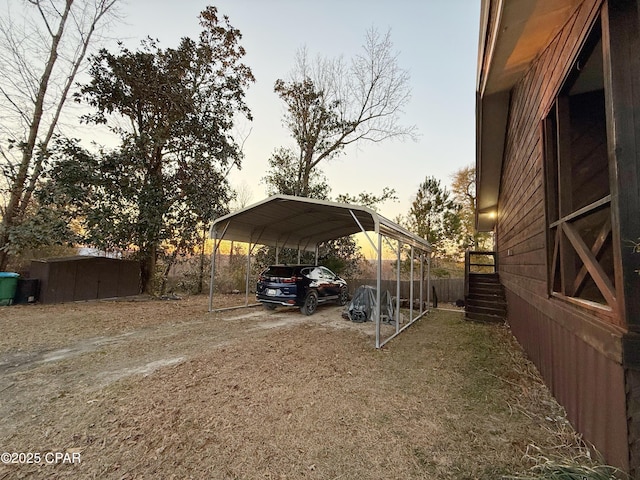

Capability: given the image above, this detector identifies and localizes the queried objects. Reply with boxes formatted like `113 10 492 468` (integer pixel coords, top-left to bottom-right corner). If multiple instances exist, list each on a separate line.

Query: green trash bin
0 272 19 306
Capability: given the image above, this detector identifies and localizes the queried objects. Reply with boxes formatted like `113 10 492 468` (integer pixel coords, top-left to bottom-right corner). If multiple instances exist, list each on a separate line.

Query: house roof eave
476 0 583 231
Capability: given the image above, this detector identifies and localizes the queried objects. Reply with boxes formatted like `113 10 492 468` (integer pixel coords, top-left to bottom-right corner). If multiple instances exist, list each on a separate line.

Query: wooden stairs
465 272 507 323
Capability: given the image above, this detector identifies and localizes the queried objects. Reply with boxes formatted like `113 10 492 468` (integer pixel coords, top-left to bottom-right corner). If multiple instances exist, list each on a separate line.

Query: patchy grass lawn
0 297 597 479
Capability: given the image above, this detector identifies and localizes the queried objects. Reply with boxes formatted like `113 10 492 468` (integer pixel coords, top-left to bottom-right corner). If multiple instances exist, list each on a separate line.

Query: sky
109 0 480 221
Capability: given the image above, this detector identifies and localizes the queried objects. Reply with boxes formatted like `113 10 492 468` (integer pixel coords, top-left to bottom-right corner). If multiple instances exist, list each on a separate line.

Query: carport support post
396 239 401 334
208 237 218 312
427 254 431 308
410 246 414 321
208 220 230 312
376 232 382 349
420 253 424 315
245 242 252 306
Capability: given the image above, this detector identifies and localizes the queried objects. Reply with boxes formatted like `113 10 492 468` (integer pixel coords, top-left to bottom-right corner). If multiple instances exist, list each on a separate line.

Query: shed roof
209 194 431 252
32 255 133 264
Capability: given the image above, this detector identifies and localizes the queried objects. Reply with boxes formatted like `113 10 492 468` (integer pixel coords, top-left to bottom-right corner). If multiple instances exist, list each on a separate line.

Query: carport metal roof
209 194 432 252
208 194 432 349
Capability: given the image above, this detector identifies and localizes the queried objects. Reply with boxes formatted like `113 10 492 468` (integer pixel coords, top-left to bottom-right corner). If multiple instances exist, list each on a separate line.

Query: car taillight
282 277 296 283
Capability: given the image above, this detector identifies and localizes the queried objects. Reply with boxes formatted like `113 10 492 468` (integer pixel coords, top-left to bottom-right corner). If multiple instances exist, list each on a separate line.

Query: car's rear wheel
338 286 349 306
301 291 318 315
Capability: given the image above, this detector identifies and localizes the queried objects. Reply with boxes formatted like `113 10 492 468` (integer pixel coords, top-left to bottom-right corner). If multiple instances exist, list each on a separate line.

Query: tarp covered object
345 285 394 323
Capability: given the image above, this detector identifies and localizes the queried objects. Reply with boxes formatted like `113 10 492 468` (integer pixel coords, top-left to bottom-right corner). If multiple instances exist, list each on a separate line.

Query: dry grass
0 294 247 353
0 297 608 479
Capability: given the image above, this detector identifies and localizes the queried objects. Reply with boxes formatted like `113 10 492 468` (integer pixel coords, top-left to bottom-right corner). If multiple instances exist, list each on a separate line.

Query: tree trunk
196 225 208 294
18 2 108 221
300 150 314 197
0 0 116 270
160 249 179 296
0 232 10 272
0 0 74 271
140 244 157 294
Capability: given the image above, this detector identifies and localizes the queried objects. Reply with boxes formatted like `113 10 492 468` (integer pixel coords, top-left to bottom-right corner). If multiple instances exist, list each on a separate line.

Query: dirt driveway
1 295 587 479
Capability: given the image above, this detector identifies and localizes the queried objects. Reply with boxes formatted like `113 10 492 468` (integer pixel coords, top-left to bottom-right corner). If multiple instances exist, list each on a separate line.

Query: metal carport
208 194 432 348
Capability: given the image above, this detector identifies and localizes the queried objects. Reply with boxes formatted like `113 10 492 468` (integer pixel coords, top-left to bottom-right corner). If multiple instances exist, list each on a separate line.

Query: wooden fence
347 278 464 304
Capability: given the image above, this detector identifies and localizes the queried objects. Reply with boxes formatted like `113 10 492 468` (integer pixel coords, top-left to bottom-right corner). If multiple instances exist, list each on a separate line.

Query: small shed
31 256 140 304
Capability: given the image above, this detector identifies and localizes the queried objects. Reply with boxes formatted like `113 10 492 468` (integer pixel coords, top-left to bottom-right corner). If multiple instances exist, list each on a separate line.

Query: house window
543 17 617 315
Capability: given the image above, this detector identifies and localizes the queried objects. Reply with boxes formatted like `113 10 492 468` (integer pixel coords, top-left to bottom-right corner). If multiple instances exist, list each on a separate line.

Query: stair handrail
465 250 497 300
464 250 470 298
467 251 497 273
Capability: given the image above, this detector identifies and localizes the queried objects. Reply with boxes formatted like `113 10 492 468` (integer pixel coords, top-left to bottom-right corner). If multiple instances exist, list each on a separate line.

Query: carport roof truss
210 194 431 252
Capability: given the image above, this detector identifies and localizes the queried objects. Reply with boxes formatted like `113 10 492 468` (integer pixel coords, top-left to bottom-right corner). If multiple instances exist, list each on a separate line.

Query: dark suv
256 265 349 315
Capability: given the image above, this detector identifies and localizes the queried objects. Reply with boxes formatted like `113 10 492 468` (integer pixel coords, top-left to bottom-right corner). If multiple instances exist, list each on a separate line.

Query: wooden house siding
506 289 628 469
493 0 631 470
602 0 640 471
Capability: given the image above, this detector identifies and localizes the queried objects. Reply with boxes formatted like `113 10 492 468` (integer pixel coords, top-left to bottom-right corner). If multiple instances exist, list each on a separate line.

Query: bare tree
274 28 418 197
231 180 254 212
0 0 119 269
450 165 492 251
